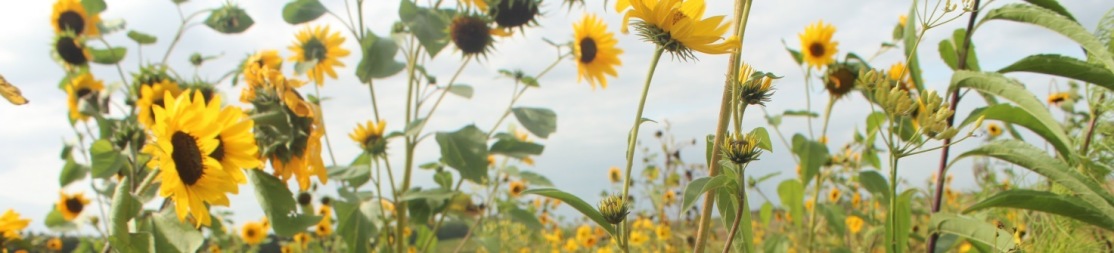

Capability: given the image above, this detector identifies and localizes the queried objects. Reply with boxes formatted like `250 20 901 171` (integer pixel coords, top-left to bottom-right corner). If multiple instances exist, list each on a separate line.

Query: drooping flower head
621 0 739 59
449 14 497 58
289 25 349 86
799 21 838 69
489 0 541 30
573 14 623 89
54 33 90 67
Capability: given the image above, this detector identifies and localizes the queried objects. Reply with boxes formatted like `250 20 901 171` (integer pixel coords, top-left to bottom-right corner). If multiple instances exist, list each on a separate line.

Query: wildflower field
2 0 1114 252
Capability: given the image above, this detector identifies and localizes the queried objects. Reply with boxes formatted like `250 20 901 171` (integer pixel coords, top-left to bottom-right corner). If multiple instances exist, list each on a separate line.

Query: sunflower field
2 0 1114 252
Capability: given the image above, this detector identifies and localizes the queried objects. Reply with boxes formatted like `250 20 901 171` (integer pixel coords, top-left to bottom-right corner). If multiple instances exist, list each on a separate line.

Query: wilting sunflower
349 120 387 155
449 15 497 57
65 73 104 122
54 33 90 67
211 106 261 183
846 216 864 234
241 50 283 87
47 237 63 251
241 220 265 245
56 192 90 221
621 0 738 58
289 25 349 86
608 166 622 183
489 0 540 30
1047 92 1070 105
270 119 328 191
0 209 30 242
137 80 183 129
824 63 857 98
509 180 526 197
799 21 838 69
52 0 100 36
573 14 622 89
142 90 239 227
987 122 1002 138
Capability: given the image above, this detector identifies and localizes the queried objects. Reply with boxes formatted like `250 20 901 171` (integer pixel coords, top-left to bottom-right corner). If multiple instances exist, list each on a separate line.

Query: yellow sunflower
608 166 621 183
1047 92 1070 105
0 209 30 241
241 220 266 245
460 0 488 10
799 20 839 69
242 50 283 87
293 232 311 248
846 215 864 234
65 73 104 122
280 245 293 253
987 122 1003 137
349 120 387 154
56 192 90 221
509 180 526 197
137 79 183 129
47 237 63 251
314 218 333 237
209 244 221 253
828 188 841 203
142 90 239 227
211 105 261 183
629 231 648 246
270 118 328 191
621 0 738 57
52 0 100 36
663 190 675 204
573 14 622 90
288 25 350 86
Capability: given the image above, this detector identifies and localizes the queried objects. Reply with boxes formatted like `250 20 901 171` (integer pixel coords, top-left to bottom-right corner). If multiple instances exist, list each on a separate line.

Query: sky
0 0 1111 233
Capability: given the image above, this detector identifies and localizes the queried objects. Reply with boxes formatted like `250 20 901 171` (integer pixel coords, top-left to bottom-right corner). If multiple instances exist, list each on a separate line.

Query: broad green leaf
960 104 1061 143
903 3 925 91
400 188 455 203
282 0 327 24
204 5 254 34
90 139 124 178
509 206 543 231
1022 0 1077 22
777 179 805 227
446 84 474 99
749 127 773 152
821 204 847 237
490 138 544 159
937 29 981 71
109 180 143 252
403 118 427 137
860 170 890 203
45 207 78 231
399 0 449 57
521 188 616 236
127 30 157 45
356 32 406 81
82 0 106 16
512 107 557 139
715 188 737 230
435 125 489 183
151 209 203 253
760 202 773 224
950 70 1074 158
866 112 886 136
884 190 916 253
964 189 1114 230
59 157 88 187
998 54 1114 92
90 47 127 65
327 165 371 187
335 200 375 253
518 171 554 187
928 213 1018 252
980 4 1114 76
791 134 828 185
248 170 322 236
680 175 731 213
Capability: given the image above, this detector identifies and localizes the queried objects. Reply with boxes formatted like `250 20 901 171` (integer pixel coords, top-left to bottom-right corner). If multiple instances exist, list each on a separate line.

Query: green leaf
980 4 1114 76
791 134 828 185
928 213 1018 252
90 139 124 178
45 207 78 231
959 104 1060 146
680 175 731 213
903 3 925 91
964 189 1114 230
151 209 204 253
205 5 255 34
446 85 474 99
399 0 450 57
521 188 617 236
282 0 327 24
127 30 157 45
356 32 406 81
998 54 1114 92
512 107 557 139
434 170 453 188
760 202 773 224
90 47 127 65
403 118 427 137
59 157 88 187
749 127 773 152
937 29 981 71
518 170 554 187
109 180 146 253
248 170 323 236
400 188 456 203
859 170 890 204
82 0 106 16
782 39 804 65
821 204 847 237
1022 0 1078 22
490 138 544 159
777 179 805 227
335 200 375 253
783 110 818 118
436 125 489 183
949 70 1074 158
885 190 916 253
509 206 543 231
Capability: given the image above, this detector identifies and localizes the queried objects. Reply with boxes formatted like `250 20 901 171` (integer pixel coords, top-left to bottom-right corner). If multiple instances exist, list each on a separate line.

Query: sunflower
987 122 1002 138
137 80 183 129
573 14 622 90
888 62 913 89
241 50 283 87
47 237 63 251
293 232 311 248
663 190 676 204
208 244 221 253
460 0 488 10
52 0 100 36
289 25 349 86
656 223 671 238
489 0 540 30
824 63 857 98
211 105 261 183
1047 92 1070 105
241 221 265 245
54 33 90 67
56 192 90 221
142 90 239 227
349 120 387 155
608 166 622 183
270 118 328 191
799 21 838 69
509 180 526 197
449 15 497 57
314 218 333 237
629 231 649 246
828 188 841 203
65 73 104 122
851 192 862 208
0 209 30 242
621 0 738 58
845 216 864 234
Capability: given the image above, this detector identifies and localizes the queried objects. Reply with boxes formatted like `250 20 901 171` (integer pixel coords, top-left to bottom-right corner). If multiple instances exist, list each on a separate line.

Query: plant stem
723 193 746 253
821 96 836 141
1081 93 1105 154
618 47 664 252
367 79 381 121
420 177 465 252
313 85 339 166
160 7 208 66
928 1 981 251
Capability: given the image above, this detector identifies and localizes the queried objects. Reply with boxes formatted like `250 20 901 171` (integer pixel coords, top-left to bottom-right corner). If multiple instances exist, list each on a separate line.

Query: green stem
619 47 665 252
820 95 836 142
367 79 381 121
420 177 465 252
313 85 339 166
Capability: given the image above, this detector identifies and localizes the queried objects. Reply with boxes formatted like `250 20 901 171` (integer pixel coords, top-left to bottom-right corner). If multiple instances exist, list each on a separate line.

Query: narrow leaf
964 189 1114 230
522 188 616 236
928 213 1018 252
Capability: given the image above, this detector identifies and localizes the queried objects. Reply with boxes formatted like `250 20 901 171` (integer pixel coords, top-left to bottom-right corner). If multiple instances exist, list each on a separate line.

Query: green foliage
356 32 406 82
59 156 88 187
399 0 450 57
108 180 143 253
90 139 125 178
282 0 327 25
127 31 157 45
435 125 489 183
902 3 925 91
489 137 544 159
150 209 204 253
205 5 254 34
777 179 805 227
980 4 1114 76
998 54 1114 91
791 134 828 185
950 70 1074 158
335 200 376 253
81 0 106 16
512 107 557 139
521 188 617 236
681 175 731 213
248 170 322 236
928 213 1018 252
89 46 127 65
965 189 1114 230
937 29 981 71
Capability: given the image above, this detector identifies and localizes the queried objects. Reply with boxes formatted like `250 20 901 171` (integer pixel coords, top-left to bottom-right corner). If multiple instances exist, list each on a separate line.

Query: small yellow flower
805 199 815 212
852 192 862 208
828 188 842 203
958 241 972 253
240 221 266 245
987 122 1002 137
564 238 580 251
608 166 622 183
576 224 593 242
56 192 91 221
663 190 676 205
47 237 63 251
573 13 623 89
846 216 864 234
621 0 739 58
1047 92 1070 105
629 231 649 246
898 15 908 27
349 120 388 154
288 25 350 86
208 244 221 253
509 180 527 197
293 232 311 248
655 223 671 238
799 20 839 69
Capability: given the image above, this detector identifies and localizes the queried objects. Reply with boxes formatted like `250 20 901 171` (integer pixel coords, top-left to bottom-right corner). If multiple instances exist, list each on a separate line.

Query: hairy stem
619 47 665 252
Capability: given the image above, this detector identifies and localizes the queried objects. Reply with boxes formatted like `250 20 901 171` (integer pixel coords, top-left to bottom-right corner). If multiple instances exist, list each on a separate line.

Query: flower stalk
619 46 664 252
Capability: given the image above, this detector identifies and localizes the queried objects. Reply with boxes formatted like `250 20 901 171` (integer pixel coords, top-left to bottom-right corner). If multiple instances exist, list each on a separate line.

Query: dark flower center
450 16 492 55
579 38 598 63
76 88 92 99
65 197 84 213
58 11 85 35
210 136 225 162
297 192 312 206
809 42 826 57
246 228 256 238
171 131 205 186
56 36 88 66
490 0 538 28
303 38 327 62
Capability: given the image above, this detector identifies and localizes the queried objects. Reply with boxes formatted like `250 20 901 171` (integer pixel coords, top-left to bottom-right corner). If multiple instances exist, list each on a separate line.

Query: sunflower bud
913 90 957 140
722 132 762 165
739 68 777 106
599 195 630 224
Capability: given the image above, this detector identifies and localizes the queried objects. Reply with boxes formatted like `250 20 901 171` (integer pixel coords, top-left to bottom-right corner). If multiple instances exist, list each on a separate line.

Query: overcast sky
1 0 1110 233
